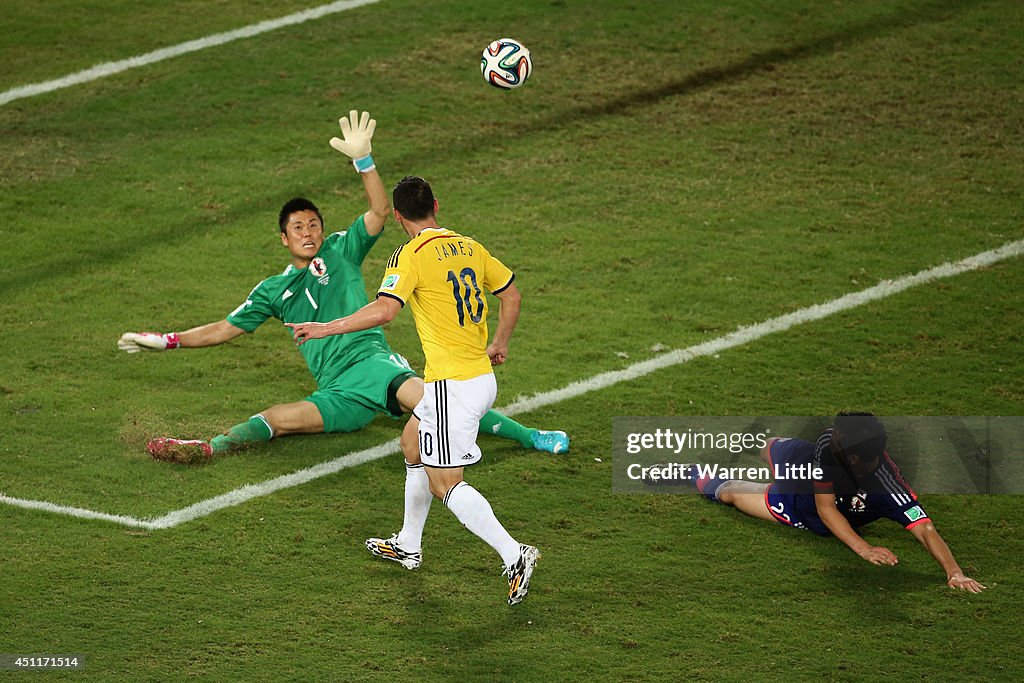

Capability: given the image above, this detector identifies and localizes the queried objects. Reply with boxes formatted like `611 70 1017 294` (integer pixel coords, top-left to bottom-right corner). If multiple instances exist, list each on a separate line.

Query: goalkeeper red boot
147 437 214 464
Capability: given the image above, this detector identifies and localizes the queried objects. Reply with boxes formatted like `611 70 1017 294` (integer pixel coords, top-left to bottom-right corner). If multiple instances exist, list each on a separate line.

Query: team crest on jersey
381 274 400 291
309 257 330 285
849 492 867 512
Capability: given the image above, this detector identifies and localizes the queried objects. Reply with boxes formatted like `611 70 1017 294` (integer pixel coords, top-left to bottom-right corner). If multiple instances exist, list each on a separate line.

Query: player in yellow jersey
287 176 539 605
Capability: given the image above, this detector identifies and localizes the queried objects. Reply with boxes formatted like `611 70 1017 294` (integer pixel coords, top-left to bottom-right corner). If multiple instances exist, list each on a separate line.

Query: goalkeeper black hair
278 197 324 233
393 176 436 221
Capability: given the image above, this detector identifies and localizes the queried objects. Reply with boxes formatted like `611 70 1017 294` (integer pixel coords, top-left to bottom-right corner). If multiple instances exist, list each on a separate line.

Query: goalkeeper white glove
118 332 181 353
329 110 376 172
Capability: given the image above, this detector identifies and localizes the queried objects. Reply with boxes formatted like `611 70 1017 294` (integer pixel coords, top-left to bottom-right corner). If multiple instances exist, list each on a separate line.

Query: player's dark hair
278 197 323 233
833 411 887 462
393 176 436 221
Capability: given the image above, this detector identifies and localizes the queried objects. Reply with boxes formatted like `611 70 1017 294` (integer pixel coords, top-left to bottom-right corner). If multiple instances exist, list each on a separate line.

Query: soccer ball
481 38 532 90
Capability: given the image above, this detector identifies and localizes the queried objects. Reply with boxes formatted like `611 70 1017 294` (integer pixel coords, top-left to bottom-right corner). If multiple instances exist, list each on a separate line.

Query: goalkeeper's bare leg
148 401 322 460
209 401 324 453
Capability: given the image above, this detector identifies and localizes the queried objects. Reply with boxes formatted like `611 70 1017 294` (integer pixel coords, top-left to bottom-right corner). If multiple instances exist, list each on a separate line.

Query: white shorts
414 373 497 468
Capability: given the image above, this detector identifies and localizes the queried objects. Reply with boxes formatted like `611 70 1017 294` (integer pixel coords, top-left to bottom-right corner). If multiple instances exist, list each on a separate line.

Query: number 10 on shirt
448 268 484 326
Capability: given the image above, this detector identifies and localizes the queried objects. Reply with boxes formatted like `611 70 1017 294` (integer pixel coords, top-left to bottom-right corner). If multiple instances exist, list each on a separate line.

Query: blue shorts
764 438 830 536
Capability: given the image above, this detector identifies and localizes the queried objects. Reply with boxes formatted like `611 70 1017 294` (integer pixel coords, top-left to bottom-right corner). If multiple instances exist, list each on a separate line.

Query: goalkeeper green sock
478 410 534 448
210 415 273 454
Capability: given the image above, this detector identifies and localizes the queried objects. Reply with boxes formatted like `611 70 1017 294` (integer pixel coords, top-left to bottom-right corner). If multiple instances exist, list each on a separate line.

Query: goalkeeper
118 111 568 463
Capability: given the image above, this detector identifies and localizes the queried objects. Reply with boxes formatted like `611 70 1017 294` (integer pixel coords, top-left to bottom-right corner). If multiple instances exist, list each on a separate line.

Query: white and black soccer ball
480 38 532 90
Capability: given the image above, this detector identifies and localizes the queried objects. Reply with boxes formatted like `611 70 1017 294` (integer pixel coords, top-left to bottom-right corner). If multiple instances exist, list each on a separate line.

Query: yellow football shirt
377 228 514 382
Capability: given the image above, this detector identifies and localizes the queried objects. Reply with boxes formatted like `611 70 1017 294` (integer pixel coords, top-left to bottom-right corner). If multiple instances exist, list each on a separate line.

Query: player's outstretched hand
118 332 180 353
329 110 375 160
284 321 331 346
857 545 898 566
947 574 986 593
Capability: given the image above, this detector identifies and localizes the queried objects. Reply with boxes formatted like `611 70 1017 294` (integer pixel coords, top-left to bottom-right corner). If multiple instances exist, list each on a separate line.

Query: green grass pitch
1 0 1022 680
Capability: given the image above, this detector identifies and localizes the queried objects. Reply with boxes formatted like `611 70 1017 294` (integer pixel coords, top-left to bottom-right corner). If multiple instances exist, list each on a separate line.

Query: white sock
444 482 521 568
396 462 431 552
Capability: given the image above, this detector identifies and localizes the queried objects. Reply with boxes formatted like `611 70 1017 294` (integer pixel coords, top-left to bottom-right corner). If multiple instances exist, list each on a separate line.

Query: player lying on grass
117 111 568 464
692 412 985 592
287 174 540 605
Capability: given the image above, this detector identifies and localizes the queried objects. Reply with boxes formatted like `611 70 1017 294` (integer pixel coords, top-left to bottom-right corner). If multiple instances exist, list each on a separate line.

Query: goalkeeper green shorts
307 352 418 433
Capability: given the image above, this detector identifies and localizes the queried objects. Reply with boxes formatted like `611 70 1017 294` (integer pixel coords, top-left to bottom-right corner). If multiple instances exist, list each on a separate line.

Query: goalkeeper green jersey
227 215 393 387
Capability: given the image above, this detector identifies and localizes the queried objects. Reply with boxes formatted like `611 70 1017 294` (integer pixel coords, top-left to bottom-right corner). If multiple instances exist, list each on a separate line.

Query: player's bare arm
286 295 402 345
908 521 986 592
487 281 521 366
814 492 899 566
118 319 245 352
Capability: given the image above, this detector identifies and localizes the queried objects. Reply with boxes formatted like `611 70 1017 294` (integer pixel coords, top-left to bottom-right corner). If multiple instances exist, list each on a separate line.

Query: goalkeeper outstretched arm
330 109 389 237
118 319 245 352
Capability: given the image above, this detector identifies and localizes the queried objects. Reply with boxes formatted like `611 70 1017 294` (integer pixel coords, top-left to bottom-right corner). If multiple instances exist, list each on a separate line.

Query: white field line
2 238 1022 529
1 439 401 531
0 0 381 108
